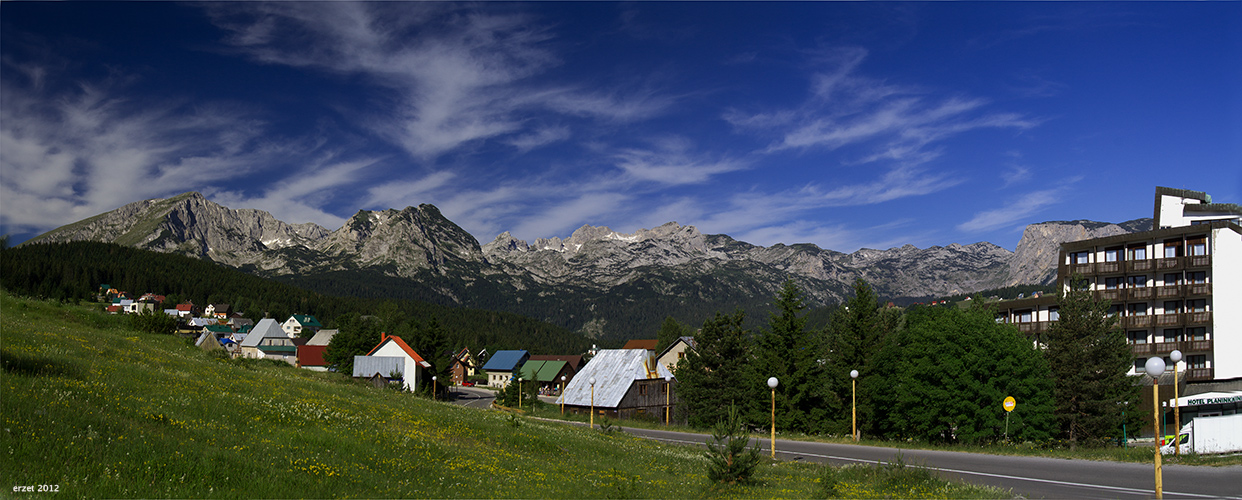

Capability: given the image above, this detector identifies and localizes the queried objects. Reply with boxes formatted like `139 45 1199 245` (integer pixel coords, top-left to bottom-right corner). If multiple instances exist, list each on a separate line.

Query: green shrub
704 404 760 484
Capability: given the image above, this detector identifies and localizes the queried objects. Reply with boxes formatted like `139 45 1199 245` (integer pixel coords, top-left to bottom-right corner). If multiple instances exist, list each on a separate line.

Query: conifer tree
1044 274 1138 445
748 280 833 434
674 310 753 428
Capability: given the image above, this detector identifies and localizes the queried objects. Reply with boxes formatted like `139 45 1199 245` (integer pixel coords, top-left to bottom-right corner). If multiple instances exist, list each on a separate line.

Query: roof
297 345 329 367
528 354 583 371
353 356 405 378
518 360 568 382
209 304 230 313
204 325 233 333
241 318 284 347
307 329 338 346
364 334 431 367
621 339 659 351
481 350 529 372
656 336 697 360
176 304 194 311
289 314 323 328
556 349 673 408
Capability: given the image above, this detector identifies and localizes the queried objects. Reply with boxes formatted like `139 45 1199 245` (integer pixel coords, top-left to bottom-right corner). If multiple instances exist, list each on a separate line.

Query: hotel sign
1185 394 1242 406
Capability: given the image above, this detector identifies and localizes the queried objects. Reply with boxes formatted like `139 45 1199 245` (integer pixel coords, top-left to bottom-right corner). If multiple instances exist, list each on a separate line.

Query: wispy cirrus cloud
957 189 1060 233
206 3 678 161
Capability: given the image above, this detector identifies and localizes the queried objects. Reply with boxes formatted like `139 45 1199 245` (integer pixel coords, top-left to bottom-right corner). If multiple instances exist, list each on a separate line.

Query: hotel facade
995 187 1242 385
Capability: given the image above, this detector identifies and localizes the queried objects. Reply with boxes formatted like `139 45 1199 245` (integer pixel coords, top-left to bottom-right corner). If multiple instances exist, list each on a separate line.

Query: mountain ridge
26 192 1151 339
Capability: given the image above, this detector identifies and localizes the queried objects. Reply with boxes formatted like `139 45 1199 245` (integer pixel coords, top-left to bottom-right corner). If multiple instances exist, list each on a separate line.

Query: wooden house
556 349 677 421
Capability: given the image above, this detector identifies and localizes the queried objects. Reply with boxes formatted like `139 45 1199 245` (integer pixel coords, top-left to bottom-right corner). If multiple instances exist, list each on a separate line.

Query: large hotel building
994 187 1241 423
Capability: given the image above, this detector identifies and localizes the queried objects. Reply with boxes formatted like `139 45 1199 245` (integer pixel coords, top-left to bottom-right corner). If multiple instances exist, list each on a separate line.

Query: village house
239 318 299 364
528 354 585 373
296 329 338 372
449 347 478 386
352 333 431 391
282 314 322 338
557 349 677 421
656 336 696 373
481 350 529 388
518 359 576 395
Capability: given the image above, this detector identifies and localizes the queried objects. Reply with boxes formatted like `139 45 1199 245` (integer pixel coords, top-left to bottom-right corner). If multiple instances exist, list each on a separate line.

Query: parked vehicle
461 381 474 387
1161 413 1242 455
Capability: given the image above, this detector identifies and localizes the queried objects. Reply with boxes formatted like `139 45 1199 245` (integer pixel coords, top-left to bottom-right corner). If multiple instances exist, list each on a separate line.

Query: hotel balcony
1015 322 1049 334
1126 287 1155 300
1188 255 1211 268
1126 260 1155 273
1185 311 1212 325
1123 315 1153 328
1130 339 1212 358
1186 367 1214 382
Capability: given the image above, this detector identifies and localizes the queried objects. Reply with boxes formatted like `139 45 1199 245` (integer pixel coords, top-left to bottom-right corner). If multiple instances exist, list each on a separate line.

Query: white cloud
957 189 1060 233
613 137 748 185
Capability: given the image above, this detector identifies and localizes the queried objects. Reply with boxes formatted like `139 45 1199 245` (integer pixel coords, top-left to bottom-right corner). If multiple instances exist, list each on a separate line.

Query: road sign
1003 396 1016 412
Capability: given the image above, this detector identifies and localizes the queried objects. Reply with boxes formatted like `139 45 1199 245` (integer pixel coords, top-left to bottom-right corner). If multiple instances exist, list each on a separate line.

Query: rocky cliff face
27 192 329 267
26 192 1151 338
1004 218 1152 286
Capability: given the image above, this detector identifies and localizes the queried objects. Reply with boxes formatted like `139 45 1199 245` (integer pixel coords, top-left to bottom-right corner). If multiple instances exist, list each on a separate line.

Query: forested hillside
0 242 591 354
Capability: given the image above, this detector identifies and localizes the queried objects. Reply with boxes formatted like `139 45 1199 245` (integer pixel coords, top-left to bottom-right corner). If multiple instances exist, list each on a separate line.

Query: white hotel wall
1211 227 1242 380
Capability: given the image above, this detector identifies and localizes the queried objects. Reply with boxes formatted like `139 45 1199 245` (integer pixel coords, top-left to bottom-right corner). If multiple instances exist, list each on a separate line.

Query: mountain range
26 192 1150 340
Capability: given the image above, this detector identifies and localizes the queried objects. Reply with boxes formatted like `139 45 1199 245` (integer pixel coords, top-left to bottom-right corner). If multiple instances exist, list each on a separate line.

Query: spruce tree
748 281 833 434
1044 274 1138 445
674 310 753 428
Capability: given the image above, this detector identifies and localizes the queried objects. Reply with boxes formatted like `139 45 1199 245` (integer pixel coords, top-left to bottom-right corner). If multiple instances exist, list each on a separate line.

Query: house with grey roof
239 318 298 364
556 349 677 421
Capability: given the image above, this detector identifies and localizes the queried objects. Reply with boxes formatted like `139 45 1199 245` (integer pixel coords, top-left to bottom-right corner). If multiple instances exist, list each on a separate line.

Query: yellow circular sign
1003 396 1016 412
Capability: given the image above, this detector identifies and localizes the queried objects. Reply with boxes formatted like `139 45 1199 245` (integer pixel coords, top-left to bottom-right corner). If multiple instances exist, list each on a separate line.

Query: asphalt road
622 426 1242 500
445 394 1240 499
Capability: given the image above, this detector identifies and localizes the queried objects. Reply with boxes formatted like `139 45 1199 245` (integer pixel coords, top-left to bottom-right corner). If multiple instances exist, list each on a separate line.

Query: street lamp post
589 377 596 428
518 377 523 409
1145 356 1166 499
850 369 859 442
1123 401 1129 448
1170 350 1183 457
432 376 437 401
560 375 567 415
664 375 672 426
767 377 778 459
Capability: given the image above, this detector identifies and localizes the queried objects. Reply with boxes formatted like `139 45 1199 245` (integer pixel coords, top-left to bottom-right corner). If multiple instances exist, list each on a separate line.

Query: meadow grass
1 291 1009 498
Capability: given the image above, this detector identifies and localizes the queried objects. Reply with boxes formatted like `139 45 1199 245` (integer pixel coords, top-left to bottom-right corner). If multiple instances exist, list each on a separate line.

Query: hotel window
1127 275 1147 288
1162 329 1182 343
1105 277 1123 289
1187 327 1207 340
1188 237 1207 256
1187 299 1207 312
1105 247 1122 262
1163 301 1182 314
1127 303 1148 316
1107 305 1123 317
1127 331 1149 344
1071 251 1091 264
1135 359 1147 373
1048 307 1059 321
1164 273 1181 286
1187 271 1207 284
1187 355 1207 369
1163 239 1183 258
1127 245 1147 261
1018 310 1033 323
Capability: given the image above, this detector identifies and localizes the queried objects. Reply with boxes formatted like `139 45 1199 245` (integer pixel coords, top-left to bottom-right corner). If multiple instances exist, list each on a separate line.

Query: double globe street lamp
1145 356 1166 499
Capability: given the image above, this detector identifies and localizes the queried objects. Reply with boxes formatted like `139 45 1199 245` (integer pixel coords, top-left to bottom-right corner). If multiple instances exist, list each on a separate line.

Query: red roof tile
297 345 328 367
365 334 428 364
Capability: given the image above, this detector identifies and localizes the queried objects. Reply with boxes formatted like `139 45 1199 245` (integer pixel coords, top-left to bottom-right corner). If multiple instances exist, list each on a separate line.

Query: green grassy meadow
1 291 1008 498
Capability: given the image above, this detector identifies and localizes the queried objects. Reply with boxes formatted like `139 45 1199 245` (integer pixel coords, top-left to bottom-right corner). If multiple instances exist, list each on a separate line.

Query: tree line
0 241 592 357
673 278 1140 447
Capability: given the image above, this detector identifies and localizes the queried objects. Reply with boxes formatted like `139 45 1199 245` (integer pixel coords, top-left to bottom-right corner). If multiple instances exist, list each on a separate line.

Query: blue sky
2 2 1239 252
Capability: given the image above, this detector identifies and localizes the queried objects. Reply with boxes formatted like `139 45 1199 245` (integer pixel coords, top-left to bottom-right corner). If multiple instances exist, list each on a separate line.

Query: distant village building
557 349 676 421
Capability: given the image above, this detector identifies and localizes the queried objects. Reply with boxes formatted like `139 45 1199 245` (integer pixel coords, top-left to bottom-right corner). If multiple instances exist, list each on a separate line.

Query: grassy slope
0 292 1006 499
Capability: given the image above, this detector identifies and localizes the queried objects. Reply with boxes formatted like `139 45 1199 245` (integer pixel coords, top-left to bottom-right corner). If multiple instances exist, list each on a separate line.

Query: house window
1105 247 1122 262
1164 273 1181 286
638 384 648 396
1187 355 1207 369
1163 301 1182 314
678 351 685 359
1187 327 1207 340
1018 310 1033 323
1127 276 1147 288
1048 307 1059 321
1187 271 1207 284
1188 237 1207 256
1135 359 1148 373
1127 303 1148 316
1128 331 1149 344
1107 305 1123 317
661 384 669 394
1162 329 1182 343
1127 245 1147 261
1105 277 1123 290
1187 299 1207 312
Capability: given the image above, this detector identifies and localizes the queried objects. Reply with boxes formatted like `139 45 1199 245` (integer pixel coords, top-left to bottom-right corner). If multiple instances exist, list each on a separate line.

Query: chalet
528 354 585 373
240 318 296 362
480 350 529 388
656 336 697 373
449 347 478 386
297 344 330 371
354 334 432 391
283 315 322 338
556 349 677 421
518 360 575 394
353 357 406 388
204 304 231 320
307 329 338 346
174 303 196 318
